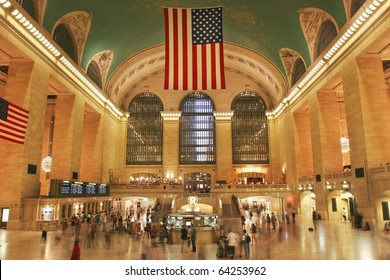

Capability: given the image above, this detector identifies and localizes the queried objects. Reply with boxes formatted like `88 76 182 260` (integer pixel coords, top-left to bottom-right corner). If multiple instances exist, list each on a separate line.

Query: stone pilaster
342 57 390 218
161 111 180 180
80 111 103 182
214 111 233 183
316 90 344 174
50 95 84 180
0 60 49 229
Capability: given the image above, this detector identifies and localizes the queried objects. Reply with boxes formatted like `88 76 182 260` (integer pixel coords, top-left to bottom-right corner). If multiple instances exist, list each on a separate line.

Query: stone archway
327 190 354 221
300 191 316 217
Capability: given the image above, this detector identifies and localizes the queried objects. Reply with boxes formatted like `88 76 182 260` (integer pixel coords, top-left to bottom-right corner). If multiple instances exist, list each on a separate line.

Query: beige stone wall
0 60 49 229
80 111 103 182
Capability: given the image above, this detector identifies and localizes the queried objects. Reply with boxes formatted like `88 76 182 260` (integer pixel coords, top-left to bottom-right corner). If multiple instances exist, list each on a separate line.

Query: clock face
188 195 198 204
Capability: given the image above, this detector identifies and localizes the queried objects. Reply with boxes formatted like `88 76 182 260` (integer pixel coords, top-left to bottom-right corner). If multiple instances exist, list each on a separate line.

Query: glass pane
126 92 163 165
231 91 269 164
179 92 216 164
53 24 78 63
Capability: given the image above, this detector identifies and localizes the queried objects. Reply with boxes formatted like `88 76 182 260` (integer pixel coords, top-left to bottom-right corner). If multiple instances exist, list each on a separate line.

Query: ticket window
184 219 192 227
40 206 54 221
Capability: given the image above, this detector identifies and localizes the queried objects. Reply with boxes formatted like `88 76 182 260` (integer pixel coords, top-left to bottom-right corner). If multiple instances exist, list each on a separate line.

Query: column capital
161 111 181 121
213 111 234 120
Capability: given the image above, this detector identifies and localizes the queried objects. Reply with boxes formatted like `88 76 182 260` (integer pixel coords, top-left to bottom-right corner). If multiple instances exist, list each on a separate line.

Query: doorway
1 208 10 229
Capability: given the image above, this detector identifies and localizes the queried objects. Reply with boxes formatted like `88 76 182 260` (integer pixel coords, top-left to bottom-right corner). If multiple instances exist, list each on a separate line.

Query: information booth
167 197 219 245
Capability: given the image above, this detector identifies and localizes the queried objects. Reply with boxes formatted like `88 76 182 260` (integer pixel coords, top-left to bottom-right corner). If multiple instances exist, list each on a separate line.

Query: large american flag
164 7 226 90
0 97 29 144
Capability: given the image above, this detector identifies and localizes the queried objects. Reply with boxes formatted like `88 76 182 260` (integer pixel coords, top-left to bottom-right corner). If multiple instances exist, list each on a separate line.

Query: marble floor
1 216 389 260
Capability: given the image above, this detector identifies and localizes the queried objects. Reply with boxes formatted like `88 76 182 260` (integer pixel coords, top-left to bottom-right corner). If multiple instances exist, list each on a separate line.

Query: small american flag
164 7 226 90
0 97 29 144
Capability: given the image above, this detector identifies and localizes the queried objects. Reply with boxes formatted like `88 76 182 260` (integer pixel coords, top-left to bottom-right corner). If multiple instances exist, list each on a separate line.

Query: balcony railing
109 183 291 193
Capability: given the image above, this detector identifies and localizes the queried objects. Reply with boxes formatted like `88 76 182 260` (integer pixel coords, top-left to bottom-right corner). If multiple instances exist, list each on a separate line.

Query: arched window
179 92 216 164
231 91 269 164
314 20 337 60
16 0 38 21
86 61 102 89
351 0 367 18
53 24 78 63
291 58 306 86
126 92 163 165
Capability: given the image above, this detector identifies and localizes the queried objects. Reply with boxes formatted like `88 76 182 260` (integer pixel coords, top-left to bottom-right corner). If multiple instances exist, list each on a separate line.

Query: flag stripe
201 45 208 89
0 121 26 134
164 8 170 90
0 97 29 144
211 43 216 89
164 7 226 91
173 8 179 90
0 126 26 139
192 44 198 90
219 43 226 89
0 135 25 145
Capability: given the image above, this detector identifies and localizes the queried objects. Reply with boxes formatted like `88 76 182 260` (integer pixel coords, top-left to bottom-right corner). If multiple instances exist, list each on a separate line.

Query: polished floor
1 216 389 260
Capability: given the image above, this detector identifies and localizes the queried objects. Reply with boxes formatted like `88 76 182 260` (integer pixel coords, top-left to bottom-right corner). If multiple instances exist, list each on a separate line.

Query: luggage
216 247 224 258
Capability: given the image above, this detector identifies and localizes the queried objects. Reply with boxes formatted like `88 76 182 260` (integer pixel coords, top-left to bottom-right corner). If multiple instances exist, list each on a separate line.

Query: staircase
221 198 241 218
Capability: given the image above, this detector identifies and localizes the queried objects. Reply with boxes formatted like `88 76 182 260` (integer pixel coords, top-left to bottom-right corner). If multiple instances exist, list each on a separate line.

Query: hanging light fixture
41 96 56 173
41 155 52 173
338 92 350 154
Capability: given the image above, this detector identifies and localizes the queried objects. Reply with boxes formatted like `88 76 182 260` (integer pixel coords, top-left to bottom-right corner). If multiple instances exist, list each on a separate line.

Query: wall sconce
325 181 334 190
298 184 304 191
341 180 351 190
306 183 314 191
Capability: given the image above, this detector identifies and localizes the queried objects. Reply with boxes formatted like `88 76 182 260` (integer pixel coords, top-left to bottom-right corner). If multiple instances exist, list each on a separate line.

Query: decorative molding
89 50 113 92
52 11 92 65
106 43 288 112
213 111 234 120
161 111 181 121
279 48 306 86
298 8 334 63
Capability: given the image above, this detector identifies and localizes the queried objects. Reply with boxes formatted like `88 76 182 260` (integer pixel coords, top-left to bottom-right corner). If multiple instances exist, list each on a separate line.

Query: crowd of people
214 207 299 260
42 203 304 260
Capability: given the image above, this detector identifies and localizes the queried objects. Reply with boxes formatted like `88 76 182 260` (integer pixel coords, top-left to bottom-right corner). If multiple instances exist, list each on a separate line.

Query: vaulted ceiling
43 0 346 77
36 1 360 111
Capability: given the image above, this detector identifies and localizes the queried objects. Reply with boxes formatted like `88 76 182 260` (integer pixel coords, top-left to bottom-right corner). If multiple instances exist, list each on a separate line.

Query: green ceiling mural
43 0 346 81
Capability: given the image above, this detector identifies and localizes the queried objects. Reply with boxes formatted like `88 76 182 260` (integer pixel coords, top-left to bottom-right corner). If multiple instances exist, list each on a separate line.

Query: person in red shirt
70 240 80 260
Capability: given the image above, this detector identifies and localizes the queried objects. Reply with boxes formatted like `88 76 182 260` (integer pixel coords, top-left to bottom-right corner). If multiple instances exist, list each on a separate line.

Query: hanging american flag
164 7 226 90
0 97 29 144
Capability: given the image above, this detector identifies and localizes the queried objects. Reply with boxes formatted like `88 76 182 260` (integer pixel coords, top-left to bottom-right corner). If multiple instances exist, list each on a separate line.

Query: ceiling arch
106 43 288 111
42 0 347 84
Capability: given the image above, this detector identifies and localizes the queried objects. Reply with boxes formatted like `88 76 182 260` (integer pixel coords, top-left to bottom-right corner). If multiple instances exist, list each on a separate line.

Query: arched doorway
184 172 211 193
327 190 354 221
300 191 316 217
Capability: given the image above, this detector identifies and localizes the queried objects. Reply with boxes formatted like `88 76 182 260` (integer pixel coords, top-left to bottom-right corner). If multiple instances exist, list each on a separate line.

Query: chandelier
41 96 56 173
340 136 350 153
338 93 350 154
41 155 52 172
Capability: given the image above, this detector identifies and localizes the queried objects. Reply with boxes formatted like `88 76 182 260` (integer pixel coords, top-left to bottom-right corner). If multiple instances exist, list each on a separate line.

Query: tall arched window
231 91 269 164
53 24 78 63
291 58 306 86
314 20 337 60
179 92 216 164
86 61 102 89
16 0 38 21
351 0 367 18
126 92 163 165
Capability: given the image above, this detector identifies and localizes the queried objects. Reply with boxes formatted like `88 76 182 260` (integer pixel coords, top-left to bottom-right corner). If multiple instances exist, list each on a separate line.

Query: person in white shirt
226 230 239 258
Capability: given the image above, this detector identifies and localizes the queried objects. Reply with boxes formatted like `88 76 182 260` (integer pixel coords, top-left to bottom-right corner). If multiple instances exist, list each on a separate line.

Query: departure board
49 180 110 197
